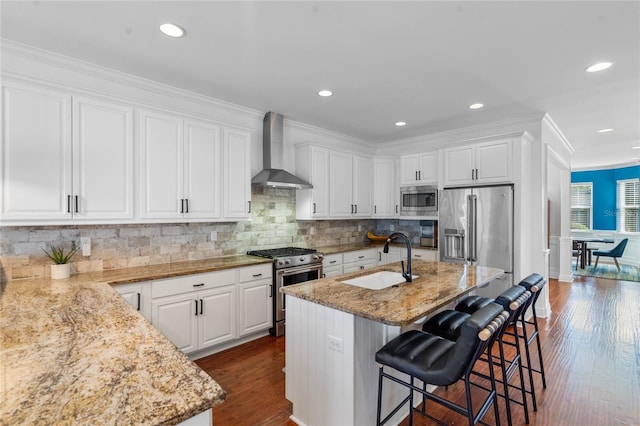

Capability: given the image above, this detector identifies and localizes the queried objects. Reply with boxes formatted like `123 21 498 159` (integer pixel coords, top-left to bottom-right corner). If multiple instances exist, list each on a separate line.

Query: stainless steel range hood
251 112 312 189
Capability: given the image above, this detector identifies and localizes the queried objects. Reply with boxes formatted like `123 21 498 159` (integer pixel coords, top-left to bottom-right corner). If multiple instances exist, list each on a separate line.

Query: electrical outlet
80 237 91 257
309 226 316 235
210 231 217 241
328 335 344 353
390 224 395 231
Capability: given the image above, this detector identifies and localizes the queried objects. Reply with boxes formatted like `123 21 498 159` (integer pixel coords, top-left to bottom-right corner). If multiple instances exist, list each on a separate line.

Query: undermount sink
341 271 418 290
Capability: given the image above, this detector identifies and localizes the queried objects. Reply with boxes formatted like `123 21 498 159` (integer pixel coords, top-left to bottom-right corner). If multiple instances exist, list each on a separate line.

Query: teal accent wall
571 165 640 230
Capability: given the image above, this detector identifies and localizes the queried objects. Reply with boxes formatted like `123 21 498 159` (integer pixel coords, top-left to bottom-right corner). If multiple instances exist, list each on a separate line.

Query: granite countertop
282 259 504 326
316 241 438 255
0 254 271 425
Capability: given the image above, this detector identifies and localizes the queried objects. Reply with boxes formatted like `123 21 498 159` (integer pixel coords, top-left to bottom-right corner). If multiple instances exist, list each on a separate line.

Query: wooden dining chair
572 241 583 270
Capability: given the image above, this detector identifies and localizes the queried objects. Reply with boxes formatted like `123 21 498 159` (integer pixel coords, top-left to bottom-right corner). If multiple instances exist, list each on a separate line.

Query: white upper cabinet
400 152 437 186
329 151 372 218
372 158 397 218
1 82 72 221
73 96 134 220
139 110 185 219
295 145 330 219
223 127 252 219
1 81 134 223
184 120 221 219
139 111 224 220
443 139 512 187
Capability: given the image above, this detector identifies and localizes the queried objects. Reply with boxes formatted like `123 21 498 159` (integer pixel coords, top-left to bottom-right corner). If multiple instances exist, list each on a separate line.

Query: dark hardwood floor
196 276 640 425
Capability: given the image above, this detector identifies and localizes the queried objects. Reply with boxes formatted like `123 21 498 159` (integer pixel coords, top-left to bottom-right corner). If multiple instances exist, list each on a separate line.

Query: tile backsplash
0 187 421 281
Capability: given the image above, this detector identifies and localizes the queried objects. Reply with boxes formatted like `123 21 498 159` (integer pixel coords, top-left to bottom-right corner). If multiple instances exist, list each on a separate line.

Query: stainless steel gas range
247 247 324 336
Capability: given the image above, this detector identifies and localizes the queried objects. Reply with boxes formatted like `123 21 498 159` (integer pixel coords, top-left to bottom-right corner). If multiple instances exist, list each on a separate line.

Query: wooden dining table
572 237 615 269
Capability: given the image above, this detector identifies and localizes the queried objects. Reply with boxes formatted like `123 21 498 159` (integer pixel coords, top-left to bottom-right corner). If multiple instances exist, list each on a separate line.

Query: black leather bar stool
375 303 508 426
506 273 548 411
422 286 531 426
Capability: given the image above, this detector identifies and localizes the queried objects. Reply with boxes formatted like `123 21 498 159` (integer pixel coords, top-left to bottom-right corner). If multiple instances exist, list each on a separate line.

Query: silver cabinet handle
248 200 252 213
269 284 273 297
312 202 316 214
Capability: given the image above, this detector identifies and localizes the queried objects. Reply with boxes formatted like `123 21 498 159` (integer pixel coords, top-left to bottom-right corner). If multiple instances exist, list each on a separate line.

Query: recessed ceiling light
159 23 185 38
585 62 613 72
597 128 614 133
318 90 333 97
469 103 484 110
395 121 407 127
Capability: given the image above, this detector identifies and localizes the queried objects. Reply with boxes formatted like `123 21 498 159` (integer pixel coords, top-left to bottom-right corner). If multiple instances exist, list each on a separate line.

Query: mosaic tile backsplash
0 188 422 281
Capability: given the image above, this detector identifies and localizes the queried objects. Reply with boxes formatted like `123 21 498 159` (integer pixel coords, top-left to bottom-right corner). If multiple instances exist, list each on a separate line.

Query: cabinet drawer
323 253 343 267
412 249 437 262
238 263 273 282
343 249 376 264
152 269 236 298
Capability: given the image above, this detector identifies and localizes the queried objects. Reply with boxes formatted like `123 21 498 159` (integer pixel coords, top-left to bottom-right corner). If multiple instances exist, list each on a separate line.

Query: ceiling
2 1 639 170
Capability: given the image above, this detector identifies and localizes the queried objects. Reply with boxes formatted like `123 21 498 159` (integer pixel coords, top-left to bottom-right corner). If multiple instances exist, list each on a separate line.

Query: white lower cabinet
342 248 377 273
150 269 237 355
237 264 273 336
114 281 151 322
142 263 272 356
322 253 344 278
377 246 404 265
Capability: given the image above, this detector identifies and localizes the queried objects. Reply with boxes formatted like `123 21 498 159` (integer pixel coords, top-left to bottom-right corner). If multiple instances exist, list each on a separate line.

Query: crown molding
284 117 373 151
0 39 264 120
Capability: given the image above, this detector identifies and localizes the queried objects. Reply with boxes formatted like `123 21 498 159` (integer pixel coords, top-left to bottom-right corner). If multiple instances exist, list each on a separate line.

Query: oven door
274 263 323 331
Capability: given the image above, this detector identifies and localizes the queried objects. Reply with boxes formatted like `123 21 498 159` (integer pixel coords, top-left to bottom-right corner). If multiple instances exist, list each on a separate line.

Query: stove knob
277 259 285 266
313 254 324 260
300 257 305 262
285 258 291 264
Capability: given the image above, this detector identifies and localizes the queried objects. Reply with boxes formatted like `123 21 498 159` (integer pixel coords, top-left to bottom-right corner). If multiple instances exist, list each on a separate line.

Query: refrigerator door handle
466 195 473 262
468 195 478 262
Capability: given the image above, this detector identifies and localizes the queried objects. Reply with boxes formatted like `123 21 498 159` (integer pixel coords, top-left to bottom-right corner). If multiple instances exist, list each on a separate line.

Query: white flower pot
51 263 71 280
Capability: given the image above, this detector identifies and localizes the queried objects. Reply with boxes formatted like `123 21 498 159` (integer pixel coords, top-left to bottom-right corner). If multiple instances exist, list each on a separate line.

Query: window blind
618 179 639 232
571 183 592 229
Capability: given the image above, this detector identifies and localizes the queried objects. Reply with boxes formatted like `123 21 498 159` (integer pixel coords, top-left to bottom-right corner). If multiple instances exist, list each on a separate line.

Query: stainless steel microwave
400 185 438 216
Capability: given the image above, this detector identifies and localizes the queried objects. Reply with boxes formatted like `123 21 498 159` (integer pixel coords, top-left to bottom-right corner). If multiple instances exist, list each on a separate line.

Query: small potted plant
43 244 78 279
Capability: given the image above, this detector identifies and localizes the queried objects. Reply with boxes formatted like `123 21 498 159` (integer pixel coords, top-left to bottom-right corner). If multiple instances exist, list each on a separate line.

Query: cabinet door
73 96 134 220
400 155 420 185
329 151 353 217
199 286 237 349
114 282 151 321
223 128 251 219
322 266 343 278
443 145 475 186
184 120 222 219
353 156 372 217
152 293 198 354
139 110 183 219
308 147 330 218
475 139 512 183
419 152 438 183
1 82 72 221
373 159 396 218
237 280 272 336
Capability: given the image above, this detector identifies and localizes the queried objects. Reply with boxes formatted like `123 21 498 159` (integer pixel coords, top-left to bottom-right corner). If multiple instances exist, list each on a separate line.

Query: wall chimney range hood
251 112 312 189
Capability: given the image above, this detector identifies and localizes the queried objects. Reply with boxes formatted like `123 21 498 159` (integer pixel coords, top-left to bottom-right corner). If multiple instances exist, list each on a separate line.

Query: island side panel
285 295 355 425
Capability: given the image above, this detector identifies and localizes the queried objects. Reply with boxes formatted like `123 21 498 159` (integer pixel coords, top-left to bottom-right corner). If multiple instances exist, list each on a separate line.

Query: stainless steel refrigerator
439 184 514 296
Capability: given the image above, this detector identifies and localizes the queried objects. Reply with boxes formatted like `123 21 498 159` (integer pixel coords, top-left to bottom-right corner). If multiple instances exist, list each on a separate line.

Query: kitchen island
282 259 504 426
0 255 272 425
